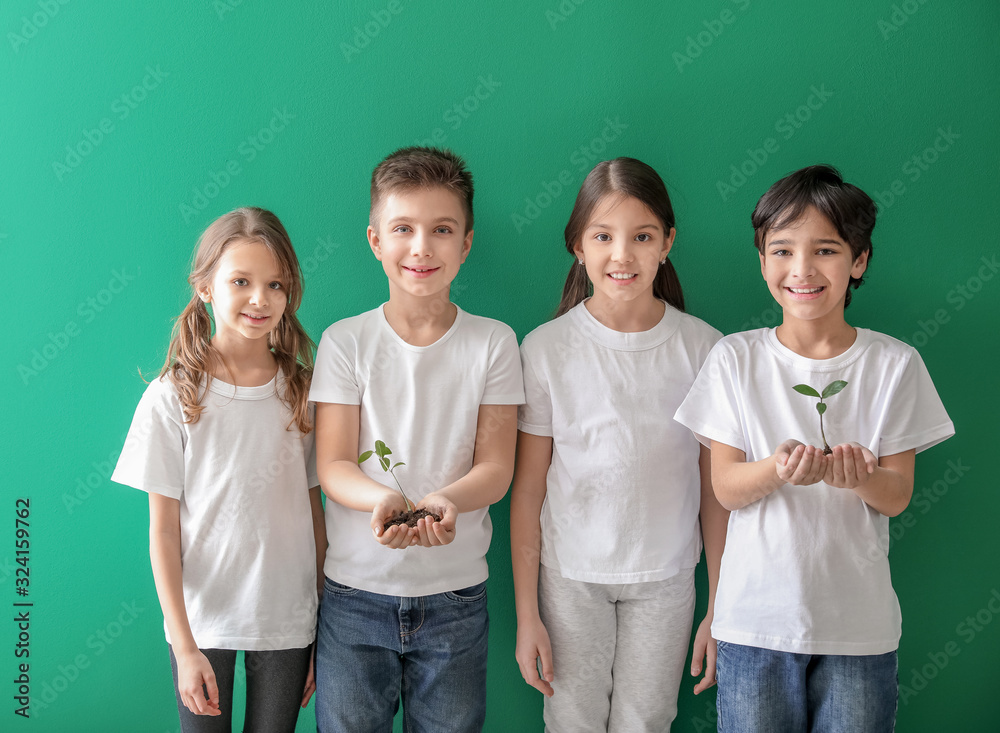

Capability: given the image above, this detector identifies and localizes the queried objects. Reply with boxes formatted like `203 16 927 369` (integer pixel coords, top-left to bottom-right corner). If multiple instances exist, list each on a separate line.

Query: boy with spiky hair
676 165 953 731
310 147 523 731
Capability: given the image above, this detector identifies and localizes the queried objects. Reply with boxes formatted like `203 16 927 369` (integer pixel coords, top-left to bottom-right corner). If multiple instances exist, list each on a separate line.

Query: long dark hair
555 157 684 317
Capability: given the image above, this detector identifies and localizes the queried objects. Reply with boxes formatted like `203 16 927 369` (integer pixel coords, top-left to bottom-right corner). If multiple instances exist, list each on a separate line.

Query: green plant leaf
358 450 373 464
822 380 849 398
793 384 821 398
816 403 827 415
374 440 387 457
379 456 390 471
392 462 405 469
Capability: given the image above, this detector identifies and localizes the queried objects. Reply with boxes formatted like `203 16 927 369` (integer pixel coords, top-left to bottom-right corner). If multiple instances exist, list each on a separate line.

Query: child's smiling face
368 186 473 302
759 205 868 326
573 194 674 313
198 239 287 347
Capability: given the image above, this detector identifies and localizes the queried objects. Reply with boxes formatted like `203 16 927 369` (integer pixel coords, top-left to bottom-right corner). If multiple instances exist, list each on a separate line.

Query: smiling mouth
241 313 269 323
403 266 440 276
608 273 637 281
787 286 825 294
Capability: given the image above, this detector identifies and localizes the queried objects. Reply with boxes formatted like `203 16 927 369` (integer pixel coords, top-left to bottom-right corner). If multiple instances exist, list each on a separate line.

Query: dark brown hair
370 146 474 232
555 157 684 317
752 164 876 307
161 207 314 433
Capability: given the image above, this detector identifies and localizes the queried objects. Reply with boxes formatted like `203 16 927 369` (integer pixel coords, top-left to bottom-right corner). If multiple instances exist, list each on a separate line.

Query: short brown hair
752 165 876 307
370 146 474 232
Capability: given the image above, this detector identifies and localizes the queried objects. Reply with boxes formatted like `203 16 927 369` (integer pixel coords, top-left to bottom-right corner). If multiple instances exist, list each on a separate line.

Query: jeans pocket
324 577 361 596
443 581 487 603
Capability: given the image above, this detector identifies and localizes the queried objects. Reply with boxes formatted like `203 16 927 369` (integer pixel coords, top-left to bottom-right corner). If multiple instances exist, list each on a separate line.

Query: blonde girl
113 207 325 732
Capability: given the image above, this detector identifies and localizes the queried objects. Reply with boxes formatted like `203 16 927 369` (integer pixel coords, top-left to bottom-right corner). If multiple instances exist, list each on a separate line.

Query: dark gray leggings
168 645 311 733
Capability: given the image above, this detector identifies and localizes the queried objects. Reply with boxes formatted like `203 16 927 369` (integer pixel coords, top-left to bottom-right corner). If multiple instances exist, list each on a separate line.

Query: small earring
659 259 667 265
578 259 585 266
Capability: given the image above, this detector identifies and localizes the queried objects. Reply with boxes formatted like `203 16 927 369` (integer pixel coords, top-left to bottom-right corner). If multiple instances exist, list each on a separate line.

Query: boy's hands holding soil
413 491 458 547
371 490 418 548
773 439 830 486
823 442 877 489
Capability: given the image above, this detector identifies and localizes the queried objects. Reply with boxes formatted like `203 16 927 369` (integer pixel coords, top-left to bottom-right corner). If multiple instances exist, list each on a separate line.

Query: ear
460 229 474 263
197 285 212 304
572 239 584 262
759 250 767 280
661 227 677 260
367 225 382 261
851 249 870 279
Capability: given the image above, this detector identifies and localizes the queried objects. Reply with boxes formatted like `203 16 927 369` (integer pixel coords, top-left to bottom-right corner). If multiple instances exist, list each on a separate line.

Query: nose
792 251 816 278
610 238 633 263
248 286 268 306
410 231 432 257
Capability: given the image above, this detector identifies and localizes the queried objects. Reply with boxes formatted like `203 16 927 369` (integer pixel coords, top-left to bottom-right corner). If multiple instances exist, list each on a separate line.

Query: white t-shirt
675 328 954 655
112 373 319 651
310 304 524 597
519 301 722 583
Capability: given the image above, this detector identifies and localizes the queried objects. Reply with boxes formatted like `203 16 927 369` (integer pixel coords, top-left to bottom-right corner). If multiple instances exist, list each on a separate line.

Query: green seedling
359 440 413 512
792 380 849 455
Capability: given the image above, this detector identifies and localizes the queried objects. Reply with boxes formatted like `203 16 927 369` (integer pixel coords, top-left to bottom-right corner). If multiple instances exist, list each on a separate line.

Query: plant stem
389 469 414 512
819 402 830 452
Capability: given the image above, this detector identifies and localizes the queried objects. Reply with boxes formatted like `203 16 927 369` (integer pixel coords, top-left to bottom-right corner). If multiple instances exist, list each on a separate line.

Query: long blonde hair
161 207 314 433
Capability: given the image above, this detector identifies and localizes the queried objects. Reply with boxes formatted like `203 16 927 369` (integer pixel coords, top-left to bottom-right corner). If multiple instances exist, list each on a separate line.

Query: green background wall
4 1 998 730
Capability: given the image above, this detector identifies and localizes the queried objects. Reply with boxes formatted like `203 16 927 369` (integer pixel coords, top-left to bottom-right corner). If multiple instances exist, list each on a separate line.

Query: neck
383 291 457 346
775 314 857 359
209 333 278 386
584 294 665 333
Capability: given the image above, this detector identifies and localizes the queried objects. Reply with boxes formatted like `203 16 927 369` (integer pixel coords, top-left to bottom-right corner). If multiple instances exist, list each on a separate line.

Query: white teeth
610 273 636 280
789 287 822 294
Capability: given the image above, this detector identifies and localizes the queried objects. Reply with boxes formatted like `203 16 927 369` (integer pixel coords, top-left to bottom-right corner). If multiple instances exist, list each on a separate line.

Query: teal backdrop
4 1 999 730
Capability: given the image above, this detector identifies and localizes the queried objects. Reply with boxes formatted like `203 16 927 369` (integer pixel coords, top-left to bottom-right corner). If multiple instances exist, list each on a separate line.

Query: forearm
711 446 784 511
852 465 912 517
149 527 198 654
698 447 729 607
318 459 398 512
510 488 545 619
435 460 514 513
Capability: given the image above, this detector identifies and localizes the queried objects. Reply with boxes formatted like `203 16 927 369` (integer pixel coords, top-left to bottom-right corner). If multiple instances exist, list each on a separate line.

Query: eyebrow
767 238 843 246
587 222 662 231
387 216 461 225
227 270 284 279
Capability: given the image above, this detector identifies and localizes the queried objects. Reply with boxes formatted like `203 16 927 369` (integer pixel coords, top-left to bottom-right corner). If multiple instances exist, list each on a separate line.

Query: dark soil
823 446 833 456
383 509 442 531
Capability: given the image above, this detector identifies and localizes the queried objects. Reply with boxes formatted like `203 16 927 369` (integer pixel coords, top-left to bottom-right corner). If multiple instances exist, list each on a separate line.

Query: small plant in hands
792 380 848 455
359 440 441 531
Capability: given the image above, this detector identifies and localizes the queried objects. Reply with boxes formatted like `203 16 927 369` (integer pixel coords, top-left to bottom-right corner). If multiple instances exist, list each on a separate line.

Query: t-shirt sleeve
674 342 747 451
111 380 186 499
879 350 954 456
310 326 361 405
480 330 525 406
517 343 552 437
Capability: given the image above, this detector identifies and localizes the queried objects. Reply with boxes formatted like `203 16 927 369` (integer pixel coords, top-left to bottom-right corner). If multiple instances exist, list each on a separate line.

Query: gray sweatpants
539 565 696 733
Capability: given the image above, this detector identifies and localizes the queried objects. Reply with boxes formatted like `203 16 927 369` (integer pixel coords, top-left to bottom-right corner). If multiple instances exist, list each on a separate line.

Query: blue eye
435 226 452 234
393 225 411 233
269 281 283 290
233 278 248 286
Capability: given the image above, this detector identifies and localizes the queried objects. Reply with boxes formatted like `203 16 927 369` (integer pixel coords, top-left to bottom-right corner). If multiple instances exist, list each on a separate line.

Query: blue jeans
716 641 898 732
315 577 488 733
